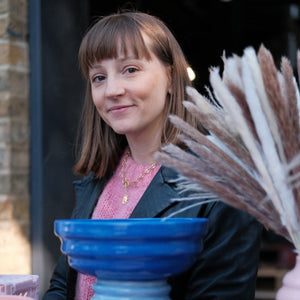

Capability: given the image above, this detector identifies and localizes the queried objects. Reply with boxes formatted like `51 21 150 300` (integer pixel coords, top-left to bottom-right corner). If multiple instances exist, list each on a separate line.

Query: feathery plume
156 45 300 252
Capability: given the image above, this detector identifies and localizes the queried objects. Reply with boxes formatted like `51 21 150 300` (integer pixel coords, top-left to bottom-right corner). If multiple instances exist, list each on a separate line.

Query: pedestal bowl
55 218 208 300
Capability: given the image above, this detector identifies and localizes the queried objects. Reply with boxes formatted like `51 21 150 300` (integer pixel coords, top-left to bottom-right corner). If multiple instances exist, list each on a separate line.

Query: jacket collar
130 166 179 218
73 166 180 219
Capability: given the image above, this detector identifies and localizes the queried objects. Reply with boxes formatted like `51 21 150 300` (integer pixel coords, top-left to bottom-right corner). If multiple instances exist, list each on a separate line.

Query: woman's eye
92 75 105 83
125 67 138 74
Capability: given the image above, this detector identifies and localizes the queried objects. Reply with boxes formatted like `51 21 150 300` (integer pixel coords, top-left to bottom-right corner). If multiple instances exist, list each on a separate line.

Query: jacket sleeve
178 202 263 300
42 173 104 300
42 254 69 300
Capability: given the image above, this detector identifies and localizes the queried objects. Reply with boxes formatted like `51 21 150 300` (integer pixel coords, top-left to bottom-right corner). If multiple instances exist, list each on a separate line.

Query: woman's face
88 37 171 143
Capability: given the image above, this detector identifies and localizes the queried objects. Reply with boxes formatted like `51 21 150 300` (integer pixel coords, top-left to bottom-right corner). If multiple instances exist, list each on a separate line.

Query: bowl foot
92 279 171 299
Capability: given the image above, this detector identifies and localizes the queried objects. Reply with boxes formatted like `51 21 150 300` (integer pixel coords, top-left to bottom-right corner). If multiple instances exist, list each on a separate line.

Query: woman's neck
126 133 161 164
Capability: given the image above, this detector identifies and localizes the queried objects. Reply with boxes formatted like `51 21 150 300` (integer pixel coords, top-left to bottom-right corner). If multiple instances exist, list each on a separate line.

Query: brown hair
74 11 197 178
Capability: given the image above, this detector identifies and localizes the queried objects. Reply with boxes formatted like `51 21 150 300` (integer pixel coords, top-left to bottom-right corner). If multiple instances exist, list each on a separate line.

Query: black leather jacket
43 166 262 299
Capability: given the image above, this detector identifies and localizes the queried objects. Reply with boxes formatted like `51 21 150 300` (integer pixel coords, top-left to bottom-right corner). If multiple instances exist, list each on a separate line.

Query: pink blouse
75 151 161 300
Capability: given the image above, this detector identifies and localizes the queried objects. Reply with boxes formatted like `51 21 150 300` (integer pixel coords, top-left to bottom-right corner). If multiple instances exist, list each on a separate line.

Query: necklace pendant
122 194 128 205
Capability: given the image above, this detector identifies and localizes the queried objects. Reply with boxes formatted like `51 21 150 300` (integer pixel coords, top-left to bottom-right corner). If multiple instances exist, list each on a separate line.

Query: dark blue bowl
55 218 208 280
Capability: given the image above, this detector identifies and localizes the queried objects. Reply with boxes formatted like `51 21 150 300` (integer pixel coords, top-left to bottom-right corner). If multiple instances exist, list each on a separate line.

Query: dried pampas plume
155 45 300 251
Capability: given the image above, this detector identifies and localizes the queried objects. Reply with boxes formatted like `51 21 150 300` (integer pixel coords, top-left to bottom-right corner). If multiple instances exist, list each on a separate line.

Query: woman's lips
108 105 133 114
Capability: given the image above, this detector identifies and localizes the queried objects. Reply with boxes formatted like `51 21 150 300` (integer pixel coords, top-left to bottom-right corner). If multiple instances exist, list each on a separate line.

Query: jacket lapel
73 167 180 219
72 174 108 219
130 166 179 218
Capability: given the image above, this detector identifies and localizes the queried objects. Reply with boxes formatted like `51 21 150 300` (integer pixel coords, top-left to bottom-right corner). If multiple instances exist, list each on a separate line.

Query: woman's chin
111 124 135 136
112 128 127 135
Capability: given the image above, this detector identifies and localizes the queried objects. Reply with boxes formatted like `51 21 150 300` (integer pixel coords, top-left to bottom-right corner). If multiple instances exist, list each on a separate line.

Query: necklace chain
121 151 157 204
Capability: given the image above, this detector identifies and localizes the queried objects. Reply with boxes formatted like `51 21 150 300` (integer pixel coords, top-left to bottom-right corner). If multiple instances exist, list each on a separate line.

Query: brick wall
0 0 30 274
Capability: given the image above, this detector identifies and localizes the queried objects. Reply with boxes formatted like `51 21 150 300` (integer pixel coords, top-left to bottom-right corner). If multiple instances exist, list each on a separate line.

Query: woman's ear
167 66 173 94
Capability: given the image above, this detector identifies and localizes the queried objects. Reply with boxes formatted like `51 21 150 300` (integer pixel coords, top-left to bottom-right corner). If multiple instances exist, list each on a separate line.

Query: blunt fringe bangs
79 14 154 78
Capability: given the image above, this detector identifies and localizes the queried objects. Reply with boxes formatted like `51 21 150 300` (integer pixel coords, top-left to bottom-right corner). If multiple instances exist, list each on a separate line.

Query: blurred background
0 0 299 299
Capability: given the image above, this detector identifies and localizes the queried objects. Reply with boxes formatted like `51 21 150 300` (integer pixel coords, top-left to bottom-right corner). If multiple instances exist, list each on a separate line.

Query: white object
0 275 39 300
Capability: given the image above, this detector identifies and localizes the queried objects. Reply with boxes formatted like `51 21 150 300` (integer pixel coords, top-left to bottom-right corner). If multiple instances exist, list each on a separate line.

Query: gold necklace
121 151 158 204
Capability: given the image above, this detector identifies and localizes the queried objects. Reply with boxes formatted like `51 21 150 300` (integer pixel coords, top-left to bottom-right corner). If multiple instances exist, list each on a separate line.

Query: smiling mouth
109 105 133 113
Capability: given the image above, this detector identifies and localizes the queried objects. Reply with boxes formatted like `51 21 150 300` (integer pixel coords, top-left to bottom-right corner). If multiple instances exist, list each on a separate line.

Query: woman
43 11 262 299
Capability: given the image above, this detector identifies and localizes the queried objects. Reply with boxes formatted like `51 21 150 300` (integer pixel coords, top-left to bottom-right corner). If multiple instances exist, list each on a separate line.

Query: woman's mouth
108 105 133 114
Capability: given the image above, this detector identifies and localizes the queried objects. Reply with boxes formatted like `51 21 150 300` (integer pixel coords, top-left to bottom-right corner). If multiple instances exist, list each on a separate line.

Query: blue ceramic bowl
55 218 208 281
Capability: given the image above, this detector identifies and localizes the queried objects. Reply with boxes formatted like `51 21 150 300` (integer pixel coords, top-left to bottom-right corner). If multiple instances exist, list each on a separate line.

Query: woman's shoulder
73 172 97 187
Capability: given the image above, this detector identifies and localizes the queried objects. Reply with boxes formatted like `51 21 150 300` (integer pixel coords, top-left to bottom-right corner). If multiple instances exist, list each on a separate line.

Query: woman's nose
104 75 125 98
